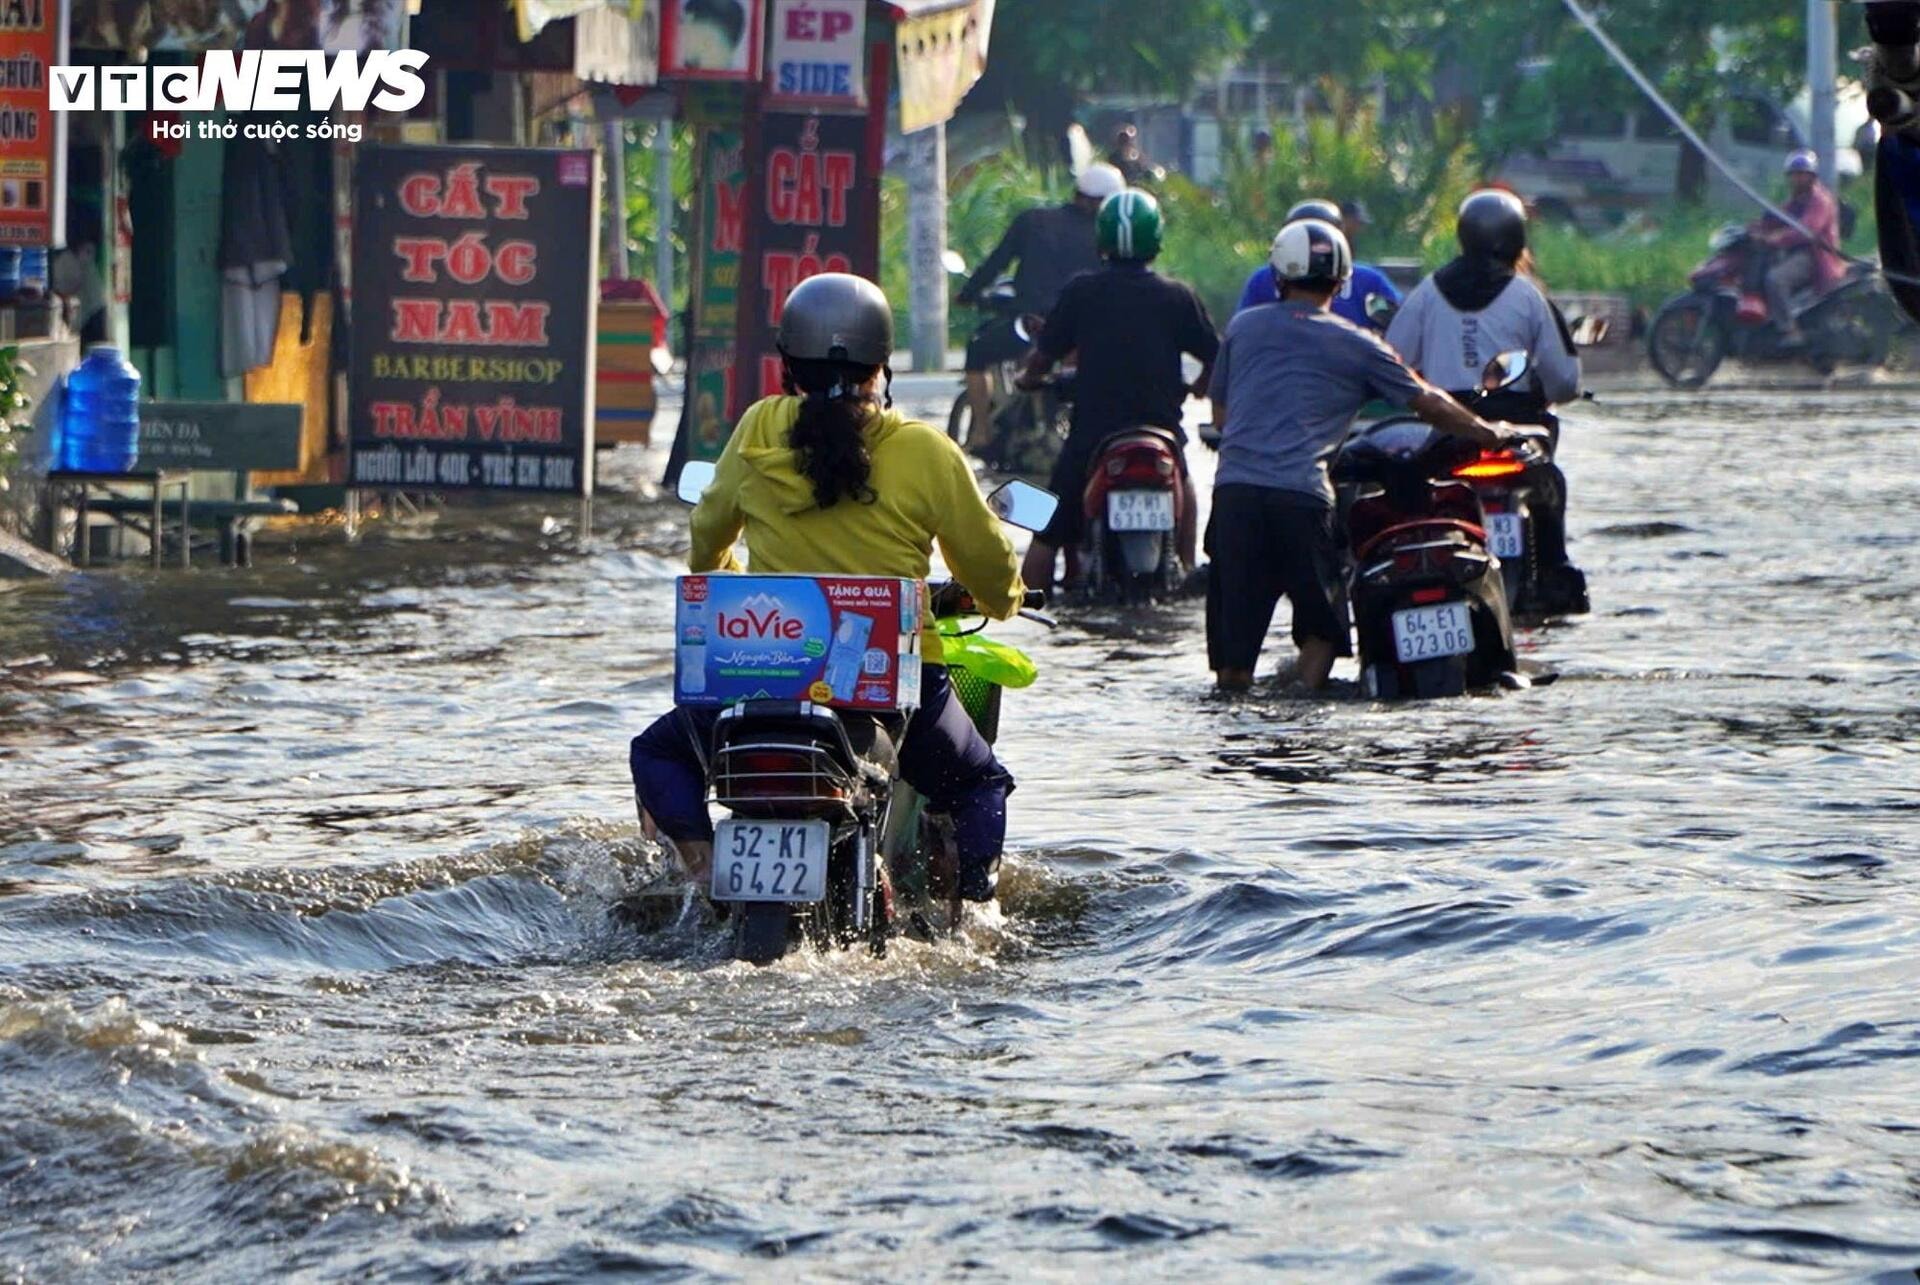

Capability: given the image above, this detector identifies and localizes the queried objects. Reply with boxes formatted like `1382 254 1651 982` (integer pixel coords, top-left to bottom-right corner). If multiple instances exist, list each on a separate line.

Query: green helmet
1096 189 1164 262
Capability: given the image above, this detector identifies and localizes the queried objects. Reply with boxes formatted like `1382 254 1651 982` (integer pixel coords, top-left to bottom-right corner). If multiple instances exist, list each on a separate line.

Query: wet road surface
2 377 1918 1279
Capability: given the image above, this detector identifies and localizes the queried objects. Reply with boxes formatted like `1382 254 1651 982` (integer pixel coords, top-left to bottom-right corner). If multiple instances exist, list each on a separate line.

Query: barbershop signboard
729 110 881 417
349 144 601 496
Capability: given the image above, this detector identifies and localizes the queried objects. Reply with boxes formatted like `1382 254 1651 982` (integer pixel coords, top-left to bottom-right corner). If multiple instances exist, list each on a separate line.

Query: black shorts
1205 483 1351 671
964 313 1031 371
1038 423 1189 548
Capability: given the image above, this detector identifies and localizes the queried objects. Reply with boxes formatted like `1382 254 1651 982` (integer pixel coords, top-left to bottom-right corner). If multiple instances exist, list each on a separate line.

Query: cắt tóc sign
729 109 882 418
348 144 601 496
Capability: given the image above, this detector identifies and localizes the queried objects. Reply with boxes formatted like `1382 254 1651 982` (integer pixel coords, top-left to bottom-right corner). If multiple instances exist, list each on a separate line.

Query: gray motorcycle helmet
1284 198 1345 230
776 273 895 367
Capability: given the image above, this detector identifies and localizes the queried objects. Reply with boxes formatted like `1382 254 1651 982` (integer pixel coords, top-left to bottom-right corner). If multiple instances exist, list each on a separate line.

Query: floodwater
2 377 1917 1281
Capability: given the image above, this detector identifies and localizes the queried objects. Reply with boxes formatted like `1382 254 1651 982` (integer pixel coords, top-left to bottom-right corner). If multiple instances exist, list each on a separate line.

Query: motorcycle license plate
1108 490 1175 532
711 820 831 903
1487 512 1525 560
1391 602 1476 664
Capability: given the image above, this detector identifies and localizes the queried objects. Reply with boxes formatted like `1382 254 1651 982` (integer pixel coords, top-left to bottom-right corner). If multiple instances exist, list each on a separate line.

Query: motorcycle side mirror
1013 316 1032 344
1481 350 1531 392
943 249 968 276
1366 293 1398 325
676 460 717 505
986 479 1059 532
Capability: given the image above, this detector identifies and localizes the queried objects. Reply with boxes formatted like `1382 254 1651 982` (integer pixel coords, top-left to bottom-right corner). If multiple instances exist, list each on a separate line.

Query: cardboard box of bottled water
674 574 923 711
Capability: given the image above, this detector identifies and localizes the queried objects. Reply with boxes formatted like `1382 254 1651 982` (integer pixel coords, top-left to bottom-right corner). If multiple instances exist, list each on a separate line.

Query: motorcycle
657 464 1059 966
1077 424 1188 605
1332 352 1545 700
1442 394 1589 620
1648 225 1896 388
946 264 1071 479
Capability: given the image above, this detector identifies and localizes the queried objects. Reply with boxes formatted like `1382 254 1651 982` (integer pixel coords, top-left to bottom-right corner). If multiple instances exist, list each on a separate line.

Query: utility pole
906 123 949 374
655 121 676 310
1810 0 1839 188
604 120 629 279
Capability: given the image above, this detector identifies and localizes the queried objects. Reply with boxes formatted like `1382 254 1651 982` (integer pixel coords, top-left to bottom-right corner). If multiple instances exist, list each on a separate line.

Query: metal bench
47 402 305 568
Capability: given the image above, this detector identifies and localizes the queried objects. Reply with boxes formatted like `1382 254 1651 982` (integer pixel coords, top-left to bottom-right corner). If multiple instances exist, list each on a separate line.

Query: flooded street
3 378 1918 1279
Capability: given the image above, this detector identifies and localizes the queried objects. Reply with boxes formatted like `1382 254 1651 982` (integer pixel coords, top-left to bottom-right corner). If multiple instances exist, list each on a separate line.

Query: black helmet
1284 198 1344 230
1457 190 1528 263
777 273 894 366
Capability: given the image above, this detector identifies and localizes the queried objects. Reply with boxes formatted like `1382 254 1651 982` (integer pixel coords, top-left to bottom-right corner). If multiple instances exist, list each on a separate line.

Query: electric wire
1559 0 1920 288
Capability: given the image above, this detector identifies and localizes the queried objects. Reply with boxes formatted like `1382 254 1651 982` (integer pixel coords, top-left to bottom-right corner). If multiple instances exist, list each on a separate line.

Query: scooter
946 261 1071 479
658 465 1058 966
1648 225 1895 388
1332 352 1546 700
1078 425 1187 605
1444 400 1588 620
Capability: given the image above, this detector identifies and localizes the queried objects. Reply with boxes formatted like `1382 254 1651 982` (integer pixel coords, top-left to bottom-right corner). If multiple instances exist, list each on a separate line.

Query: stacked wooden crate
597 278 667 447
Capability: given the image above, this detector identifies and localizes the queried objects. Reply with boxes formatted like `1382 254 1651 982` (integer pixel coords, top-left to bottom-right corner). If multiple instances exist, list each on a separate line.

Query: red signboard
728 45 888 419
348 144 601 496
0 0 67 246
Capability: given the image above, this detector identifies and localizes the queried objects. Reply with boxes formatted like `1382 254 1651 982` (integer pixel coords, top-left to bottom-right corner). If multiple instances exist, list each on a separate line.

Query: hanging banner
893 0 988 134
0 0 68 247
349 144 602 496
767 0 866 111
70 0 407 53
661 0 764 82
574 2 659 86
683 125 745 462
730 109 882 418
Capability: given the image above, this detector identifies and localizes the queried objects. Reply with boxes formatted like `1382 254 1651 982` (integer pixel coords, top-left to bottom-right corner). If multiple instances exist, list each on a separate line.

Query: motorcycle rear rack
711 738 864 817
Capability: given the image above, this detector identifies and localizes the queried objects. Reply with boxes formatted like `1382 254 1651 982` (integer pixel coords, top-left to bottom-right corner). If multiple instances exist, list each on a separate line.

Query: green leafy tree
970 0 1253 159
1440 0 1808 201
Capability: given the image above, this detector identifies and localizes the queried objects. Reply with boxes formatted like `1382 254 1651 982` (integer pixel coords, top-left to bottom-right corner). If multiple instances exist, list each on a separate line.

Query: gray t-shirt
1209 299 1425 506
1386 273 1582 403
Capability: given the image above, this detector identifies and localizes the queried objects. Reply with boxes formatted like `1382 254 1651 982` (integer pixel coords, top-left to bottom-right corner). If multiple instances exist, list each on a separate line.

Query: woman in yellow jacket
631 274 1028 903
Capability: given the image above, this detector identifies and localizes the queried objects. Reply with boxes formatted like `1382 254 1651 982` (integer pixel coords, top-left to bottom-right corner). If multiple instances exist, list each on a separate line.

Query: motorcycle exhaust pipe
1868 1 1920 125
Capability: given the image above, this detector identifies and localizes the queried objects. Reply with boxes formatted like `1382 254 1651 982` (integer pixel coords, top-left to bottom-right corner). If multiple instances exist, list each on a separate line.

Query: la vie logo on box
675 575 922 711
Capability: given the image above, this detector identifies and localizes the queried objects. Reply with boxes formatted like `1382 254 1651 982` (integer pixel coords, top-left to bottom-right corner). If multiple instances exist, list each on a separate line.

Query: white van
1494 89 1867 227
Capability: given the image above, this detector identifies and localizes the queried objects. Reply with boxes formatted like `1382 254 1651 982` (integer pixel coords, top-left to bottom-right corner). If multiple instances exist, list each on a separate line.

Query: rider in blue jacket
1237 199 1401 330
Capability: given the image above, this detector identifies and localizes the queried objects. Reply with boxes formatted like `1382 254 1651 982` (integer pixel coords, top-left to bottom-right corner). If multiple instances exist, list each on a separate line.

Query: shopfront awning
515 0 647 43
882 0 993 134
71 0 408 54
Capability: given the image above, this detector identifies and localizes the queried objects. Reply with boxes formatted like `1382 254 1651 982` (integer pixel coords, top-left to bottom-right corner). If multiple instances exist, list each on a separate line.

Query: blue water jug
57 345 143 474
18 246 47 295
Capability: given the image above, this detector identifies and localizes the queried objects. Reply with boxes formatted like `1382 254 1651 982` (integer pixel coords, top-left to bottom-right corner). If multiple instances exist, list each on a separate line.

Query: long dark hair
782 356 888 509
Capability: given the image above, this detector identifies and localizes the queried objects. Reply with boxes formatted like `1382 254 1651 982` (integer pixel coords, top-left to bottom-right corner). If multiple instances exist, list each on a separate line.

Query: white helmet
1075 162 1126 201
1269 218 1353 289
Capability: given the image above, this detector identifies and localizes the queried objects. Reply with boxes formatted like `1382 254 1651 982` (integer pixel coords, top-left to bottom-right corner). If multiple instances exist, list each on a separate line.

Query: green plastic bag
938 622 1038 690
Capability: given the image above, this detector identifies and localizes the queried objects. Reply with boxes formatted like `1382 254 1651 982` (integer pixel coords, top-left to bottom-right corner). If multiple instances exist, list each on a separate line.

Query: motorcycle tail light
1114 448 1173 485
715 747 849 805
1410 586 1450 605
1454 451 1526 480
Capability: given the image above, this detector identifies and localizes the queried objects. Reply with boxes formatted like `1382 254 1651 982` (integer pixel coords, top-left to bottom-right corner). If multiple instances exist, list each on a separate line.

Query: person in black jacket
955 163 1126 442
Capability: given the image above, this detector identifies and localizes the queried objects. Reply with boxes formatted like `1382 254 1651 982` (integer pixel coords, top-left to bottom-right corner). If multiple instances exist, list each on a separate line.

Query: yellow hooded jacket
689 397 1025 664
